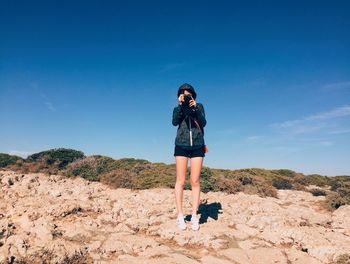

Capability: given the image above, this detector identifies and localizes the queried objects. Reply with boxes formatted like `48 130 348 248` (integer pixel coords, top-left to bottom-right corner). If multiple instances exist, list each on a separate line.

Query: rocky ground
0 170 349 264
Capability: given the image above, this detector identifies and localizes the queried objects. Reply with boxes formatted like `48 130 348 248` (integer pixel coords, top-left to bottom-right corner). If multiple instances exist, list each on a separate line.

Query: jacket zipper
189 116 193 146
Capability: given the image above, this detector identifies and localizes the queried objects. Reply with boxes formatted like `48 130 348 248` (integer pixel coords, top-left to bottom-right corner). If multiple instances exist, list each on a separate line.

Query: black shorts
174 145 205 158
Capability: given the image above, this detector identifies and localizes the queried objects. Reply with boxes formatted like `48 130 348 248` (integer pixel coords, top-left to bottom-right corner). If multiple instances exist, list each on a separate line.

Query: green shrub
338 186 350 202
113 158 151 171
100 169 137 189
272 169 296 178
65 157 98 181
272 177 293 189
213 173 278 198
27 148 84 169
93 155 120 174
200 167 215 193
330 180 345 191
302 174 330 187
0 153 22 167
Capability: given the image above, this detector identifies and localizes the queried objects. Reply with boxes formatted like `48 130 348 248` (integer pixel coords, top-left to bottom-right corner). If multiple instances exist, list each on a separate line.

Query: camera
181 94 195 116
183 94 193 107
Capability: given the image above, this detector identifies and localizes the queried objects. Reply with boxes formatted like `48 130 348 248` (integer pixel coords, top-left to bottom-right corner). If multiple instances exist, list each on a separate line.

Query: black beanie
177 83 197 99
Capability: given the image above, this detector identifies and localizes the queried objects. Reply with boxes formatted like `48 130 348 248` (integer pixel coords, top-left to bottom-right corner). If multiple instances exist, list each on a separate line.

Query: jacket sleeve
194 103 206 128
172 105 184 126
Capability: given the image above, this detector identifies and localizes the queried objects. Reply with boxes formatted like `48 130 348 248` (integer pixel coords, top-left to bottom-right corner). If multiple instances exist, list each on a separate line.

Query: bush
113 158 151 171
309 188 327 196
214 175 241 194
255 181 278 198
292 182 307 191
65 156 99 181
93 155 121 174
302 174 330 187
0 153 22 167
100 169 137 189
338 186 350 204
27 148 85 169
65 155 164 187
330 180 344 191
272 169 296 178
272 178 293 190
326 193 348 210
4 147 349 209
9 157 58 174
238 175 253 185
137 163 176 189
212 173 278 198
200 167 215 193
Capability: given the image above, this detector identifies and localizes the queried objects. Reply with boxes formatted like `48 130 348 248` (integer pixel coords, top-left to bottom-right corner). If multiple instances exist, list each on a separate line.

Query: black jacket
172 103 206 148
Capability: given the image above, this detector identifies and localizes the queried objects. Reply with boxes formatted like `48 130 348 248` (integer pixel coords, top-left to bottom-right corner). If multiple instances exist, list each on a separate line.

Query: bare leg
175 156 188 216
190 157 203 217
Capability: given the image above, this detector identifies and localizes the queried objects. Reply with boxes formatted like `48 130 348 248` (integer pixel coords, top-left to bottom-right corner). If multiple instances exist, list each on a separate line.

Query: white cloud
305 105 350 121
270 105 350 134
322 81 350 91
44 101 56 112
40 93 57 112
30 82 57 112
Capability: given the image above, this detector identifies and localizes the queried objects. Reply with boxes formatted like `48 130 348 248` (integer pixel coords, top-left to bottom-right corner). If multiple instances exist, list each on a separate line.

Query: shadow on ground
185 200 223 223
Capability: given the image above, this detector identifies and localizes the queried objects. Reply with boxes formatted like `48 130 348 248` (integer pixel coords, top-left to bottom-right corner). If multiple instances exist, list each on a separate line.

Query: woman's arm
194 103 206 128
172 105 184 126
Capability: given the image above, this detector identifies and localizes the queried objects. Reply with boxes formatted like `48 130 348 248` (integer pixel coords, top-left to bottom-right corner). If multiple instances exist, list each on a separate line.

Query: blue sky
1 0 350 176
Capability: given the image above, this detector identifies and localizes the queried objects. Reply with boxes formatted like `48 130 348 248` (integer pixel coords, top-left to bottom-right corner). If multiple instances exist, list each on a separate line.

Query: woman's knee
175 180 186 187
190 178 200 187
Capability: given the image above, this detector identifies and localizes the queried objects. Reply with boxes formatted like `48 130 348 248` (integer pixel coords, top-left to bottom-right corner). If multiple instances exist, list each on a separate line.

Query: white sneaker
191 214 200 231
176 215 186 230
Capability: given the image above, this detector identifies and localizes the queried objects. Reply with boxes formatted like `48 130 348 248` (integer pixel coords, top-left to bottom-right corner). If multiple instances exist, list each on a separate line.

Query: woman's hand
178 94 184 105
189 98 197 108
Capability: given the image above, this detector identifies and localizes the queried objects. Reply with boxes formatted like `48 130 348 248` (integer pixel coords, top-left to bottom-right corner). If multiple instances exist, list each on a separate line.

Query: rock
201 255 233 264
0 169 349 263
332 205 350 230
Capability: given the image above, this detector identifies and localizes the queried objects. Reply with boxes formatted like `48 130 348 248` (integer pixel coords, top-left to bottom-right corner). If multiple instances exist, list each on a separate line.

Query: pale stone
1 169 350 263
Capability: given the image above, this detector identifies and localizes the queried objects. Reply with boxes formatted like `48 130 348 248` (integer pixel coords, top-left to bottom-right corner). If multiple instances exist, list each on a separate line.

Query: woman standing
172 83 207 231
